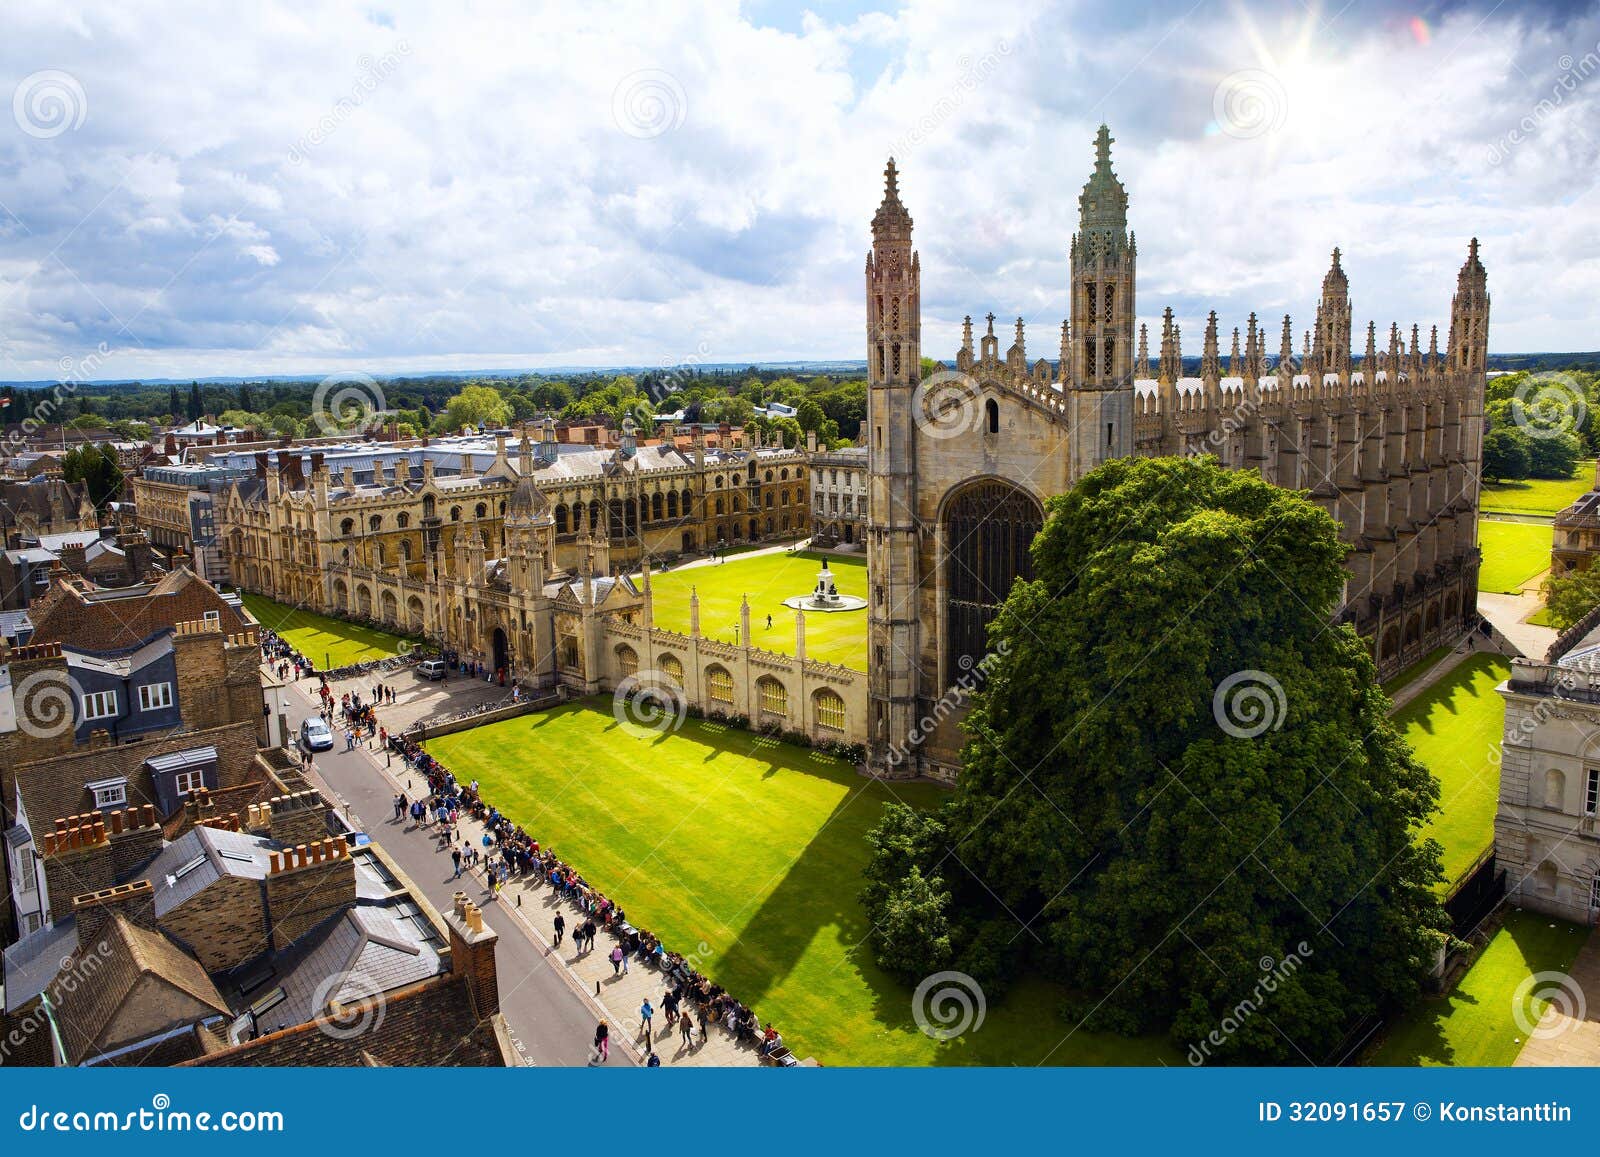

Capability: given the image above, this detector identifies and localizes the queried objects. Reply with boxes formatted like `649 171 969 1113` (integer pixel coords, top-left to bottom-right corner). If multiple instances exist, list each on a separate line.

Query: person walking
678 1010 693 1047
552 911 565 947
639 998 654 1042
696 1004 709 1045
609 945 624 976
451 846 462 879
593 1020 609 1064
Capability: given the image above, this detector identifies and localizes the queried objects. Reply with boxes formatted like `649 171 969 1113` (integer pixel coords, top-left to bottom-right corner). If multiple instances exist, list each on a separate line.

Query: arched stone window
706 665 734 705
660 653 683 687
556 506 569 533
986 398 999 434
757 676 788 717
341 518 355 536
616 644 639 680
396 512 410 529
370 514 382 532
450 506 462 521
814 688 846 732
943 479 1042 686
475 502 488 519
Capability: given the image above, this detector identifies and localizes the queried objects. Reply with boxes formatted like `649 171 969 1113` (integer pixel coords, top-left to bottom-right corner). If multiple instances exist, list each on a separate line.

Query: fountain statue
783 561 866 613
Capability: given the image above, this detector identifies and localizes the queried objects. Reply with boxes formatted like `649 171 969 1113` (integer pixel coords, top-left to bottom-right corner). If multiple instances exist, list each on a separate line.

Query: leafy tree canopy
861 456 1446 1063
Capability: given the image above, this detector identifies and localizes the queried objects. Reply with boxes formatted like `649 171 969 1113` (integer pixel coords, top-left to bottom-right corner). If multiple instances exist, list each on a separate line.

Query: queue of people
389 729 796 1065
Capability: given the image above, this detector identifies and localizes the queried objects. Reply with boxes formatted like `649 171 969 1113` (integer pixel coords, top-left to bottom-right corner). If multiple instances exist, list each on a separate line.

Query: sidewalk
292 665 763 1067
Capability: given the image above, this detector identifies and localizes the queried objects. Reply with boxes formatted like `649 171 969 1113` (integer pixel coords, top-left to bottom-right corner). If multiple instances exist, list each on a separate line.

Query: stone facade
1496 613 1600 925
809 445 869 548
864 127 1489 779
214 422 810 634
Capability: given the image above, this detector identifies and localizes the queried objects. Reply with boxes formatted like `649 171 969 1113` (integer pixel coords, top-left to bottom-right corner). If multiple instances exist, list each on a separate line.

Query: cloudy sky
0 0 1596 382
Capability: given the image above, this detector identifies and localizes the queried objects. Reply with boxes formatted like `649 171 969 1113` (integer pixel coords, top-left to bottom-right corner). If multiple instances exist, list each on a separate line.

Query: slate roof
140 825 275 917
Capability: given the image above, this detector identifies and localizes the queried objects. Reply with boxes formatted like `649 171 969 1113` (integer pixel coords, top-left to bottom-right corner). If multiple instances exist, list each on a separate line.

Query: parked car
299 716 334 752
416 659 448 680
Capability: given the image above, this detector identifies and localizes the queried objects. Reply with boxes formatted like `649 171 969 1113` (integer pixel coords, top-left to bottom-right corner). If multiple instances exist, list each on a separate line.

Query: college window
16 851 37 893
1587 769 1599 816
82 690 117 720
173 769 206 797
815 689 846 732
138 682 173 711
707 667 734 705
758 677 788 716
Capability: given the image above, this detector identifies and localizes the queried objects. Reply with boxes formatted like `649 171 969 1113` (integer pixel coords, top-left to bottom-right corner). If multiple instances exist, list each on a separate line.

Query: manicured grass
1476 519 1553 594
240 593 415 668
1382 646 1450 696
1480 461 1593 517
429 702 1176 1066
1367 909 1590 1066
649 550 868 669
1528 605 1557 628
1392 653 1510 889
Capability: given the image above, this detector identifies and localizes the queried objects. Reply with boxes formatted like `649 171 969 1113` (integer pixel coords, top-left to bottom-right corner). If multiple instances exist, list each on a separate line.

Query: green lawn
240 593 416 668
1480 461 1593 517
649 550 868 669
1367 909 1590 1066
1392 653 1510 889
1382 646 1450 696
1476 519 1553 594
429 702 1175 1066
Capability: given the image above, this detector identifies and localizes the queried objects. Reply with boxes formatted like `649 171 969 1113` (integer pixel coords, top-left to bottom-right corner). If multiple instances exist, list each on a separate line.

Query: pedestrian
584 919 597 953
679 1012 693 1046
696 1005 708 1044
646 1051 661 1068
553 912 565 947
451 847 462 879
639 999 654 1040
663 990 678 1026
594 1020 609 1063
609 945 624 976
766 613 772 629
343 728 355 751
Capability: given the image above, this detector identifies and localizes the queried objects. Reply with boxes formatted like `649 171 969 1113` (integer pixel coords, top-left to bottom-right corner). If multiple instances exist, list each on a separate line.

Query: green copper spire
1077 124 1128 237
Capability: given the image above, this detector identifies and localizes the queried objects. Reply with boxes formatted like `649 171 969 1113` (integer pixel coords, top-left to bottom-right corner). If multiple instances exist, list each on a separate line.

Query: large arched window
757 676 788 717
986 398 999 434
556 506 568 533
943 479 1042 687
814 688 846 732
706 665 734 705
659 653 683 687
616 644 639 680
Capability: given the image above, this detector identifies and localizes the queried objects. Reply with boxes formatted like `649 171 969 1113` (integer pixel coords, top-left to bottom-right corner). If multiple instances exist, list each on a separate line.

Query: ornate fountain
783 561 866 613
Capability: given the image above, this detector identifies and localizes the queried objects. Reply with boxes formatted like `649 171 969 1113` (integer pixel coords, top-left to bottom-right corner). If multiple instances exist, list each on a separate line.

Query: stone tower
1314 248 1353 377
1067 125 1136 480
1449 238 1490 375
865 158 922 771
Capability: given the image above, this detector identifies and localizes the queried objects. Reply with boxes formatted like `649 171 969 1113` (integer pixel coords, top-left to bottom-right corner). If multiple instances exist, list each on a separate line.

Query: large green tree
437 384 512 432
861 456 1446 1063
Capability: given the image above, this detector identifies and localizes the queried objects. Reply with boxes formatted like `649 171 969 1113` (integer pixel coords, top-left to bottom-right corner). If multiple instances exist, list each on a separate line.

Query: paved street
277 670 638 1067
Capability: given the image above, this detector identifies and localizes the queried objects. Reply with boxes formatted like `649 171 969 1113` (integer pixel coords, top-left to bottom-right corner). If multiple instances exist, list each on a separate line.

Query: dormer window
88 777 128 808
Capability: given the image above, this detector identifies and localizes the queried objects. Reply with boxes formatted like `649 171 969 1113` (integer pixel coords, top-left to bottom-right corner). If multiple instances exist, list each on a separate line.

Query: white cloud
0 0 1595 381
